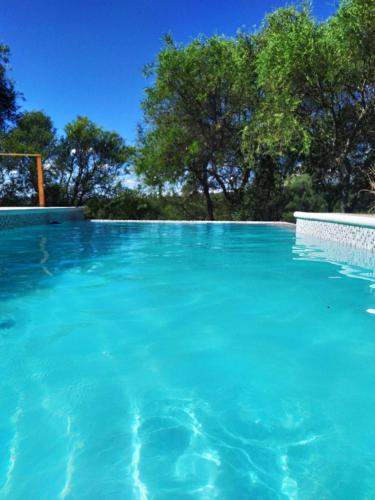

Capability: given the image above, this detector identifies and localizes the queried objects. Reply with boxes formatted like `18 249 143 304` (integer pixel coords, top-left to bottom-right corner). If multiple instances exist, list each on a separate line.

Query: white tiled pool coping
294 212 375 250
294 211 375 229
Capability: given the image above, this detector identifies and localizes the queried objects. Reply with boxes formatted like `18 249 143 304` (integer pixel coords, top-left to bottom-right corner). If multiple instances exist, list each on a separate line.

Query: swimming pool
0 221 374 499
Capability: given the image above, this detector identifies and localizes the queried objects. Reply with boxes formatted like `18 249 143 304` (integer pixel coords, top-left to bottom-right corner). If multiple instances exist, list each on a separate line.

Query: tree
53 116 132 206
282 173 328 221
136 35 258 220
3 111 56 154
0 111 56 204
0 44 18 133
85 189 162 220
254 0 375 212
241 156 286 221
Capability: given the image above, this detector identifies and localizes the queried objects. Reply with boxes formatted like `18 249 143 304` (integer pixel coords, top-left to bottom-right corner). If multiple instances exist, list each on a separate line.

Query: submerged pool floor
0 221 374 499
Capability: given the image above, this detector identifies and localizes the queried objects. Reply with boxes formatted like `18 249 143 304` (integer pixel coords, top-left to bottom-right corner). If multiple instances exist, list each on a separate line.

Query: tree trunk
194 161 215 220
203 183 214 220
340 163 352 213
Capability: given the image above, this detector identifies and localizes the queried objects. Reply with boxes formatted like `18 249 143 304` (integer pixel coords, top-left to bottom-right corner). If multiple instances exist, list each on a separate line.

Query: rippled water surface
0 221 375 499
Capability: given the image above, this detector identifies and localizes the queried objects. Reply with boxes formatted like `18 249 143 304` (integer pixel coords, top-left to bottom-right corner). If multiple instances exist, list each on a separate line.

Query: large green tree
136 35 258 220
53 116 132 206
254 0 375 212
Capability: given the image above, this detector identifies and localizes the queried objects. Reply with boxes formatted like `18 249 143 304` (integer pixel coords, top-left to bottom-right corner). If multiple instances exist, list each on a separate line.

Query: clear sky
1 0 338 144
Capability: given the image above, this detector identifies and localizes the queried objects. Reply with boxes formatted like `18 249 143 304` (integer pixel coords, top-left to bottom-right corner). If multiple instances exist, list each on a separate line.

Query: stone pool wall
294 212 375 251
0 207 84 230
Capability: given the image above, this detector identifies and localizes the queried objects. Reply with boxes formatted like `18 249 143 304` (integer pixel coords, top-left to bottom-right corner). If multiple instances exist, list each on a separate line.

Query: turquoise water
0 221 375 499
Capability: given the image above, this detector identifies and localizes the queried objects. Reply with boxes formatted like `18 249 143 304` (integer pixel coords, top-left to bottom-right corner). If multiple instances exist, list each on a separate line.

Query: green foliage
0 112 131 208
2 111 56 155
255 5 318 154
254 0 375 212
85 189 161 220
357 166 375 213
0 44 19 133
135 0 374 219
1 0 375 220
240 156 286 221
136 34 258 220
282 174 328 221
0 111 56 204
51 116 132 206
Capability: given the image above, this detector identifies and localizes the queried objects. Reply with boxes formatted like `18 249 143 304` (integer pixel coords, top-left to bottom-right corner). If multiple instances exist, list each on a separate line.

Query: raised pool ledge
91 219 295 227
294 211 375 251
0 207 84 230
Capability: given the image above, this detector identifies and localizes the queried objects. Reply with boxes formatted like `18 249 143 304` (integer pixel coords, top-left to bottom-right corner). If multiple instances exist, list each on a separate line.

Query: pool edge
0 207 84 230
294 212 375 251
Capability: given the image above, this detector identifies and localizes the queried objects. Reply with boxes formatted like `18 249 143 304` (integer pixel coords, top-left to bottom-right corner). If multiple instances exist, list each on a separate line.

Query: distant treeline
1 0 375 220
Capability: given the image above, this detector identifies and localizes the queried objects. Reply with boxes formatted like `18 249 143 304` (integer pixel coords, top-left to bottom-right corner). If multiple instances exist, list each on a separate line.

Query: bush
282 174 328 222
84 190 161 220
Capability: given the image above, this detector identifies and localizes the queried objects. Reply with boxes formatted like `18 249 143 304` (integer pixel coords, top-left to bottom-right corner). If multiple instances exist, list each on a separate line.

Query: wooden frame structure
0 153 45 207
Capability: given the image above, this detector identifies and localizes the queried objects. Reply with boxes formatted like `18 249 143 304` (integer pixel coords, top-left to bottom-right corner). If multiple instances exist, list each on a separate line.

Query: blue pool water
0 221 374 499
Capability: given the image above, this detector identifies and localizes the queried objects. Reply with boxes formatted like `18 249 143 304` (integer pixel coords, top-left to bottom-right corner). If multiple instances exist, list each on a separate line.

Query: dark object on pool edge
49 221 61 225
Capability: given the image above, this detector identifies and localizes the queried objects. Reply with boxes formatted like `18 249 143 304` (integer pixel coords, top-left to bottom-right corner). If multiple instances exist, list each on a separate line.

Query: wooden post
0 152 46 207
36 155 45 207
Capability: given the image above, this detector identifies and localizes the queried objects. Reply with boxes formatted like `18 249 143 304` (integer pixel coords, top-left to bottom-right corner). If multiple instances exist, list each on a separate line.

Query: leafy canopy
254 0 375 210
0 44 18 133
53 116 132 206
136 34 258 219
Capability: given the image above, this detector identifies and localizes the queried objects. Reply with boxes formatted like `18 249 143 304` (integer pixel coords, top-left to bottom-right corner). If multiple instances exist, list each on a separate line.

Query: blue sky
1 0 338 145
